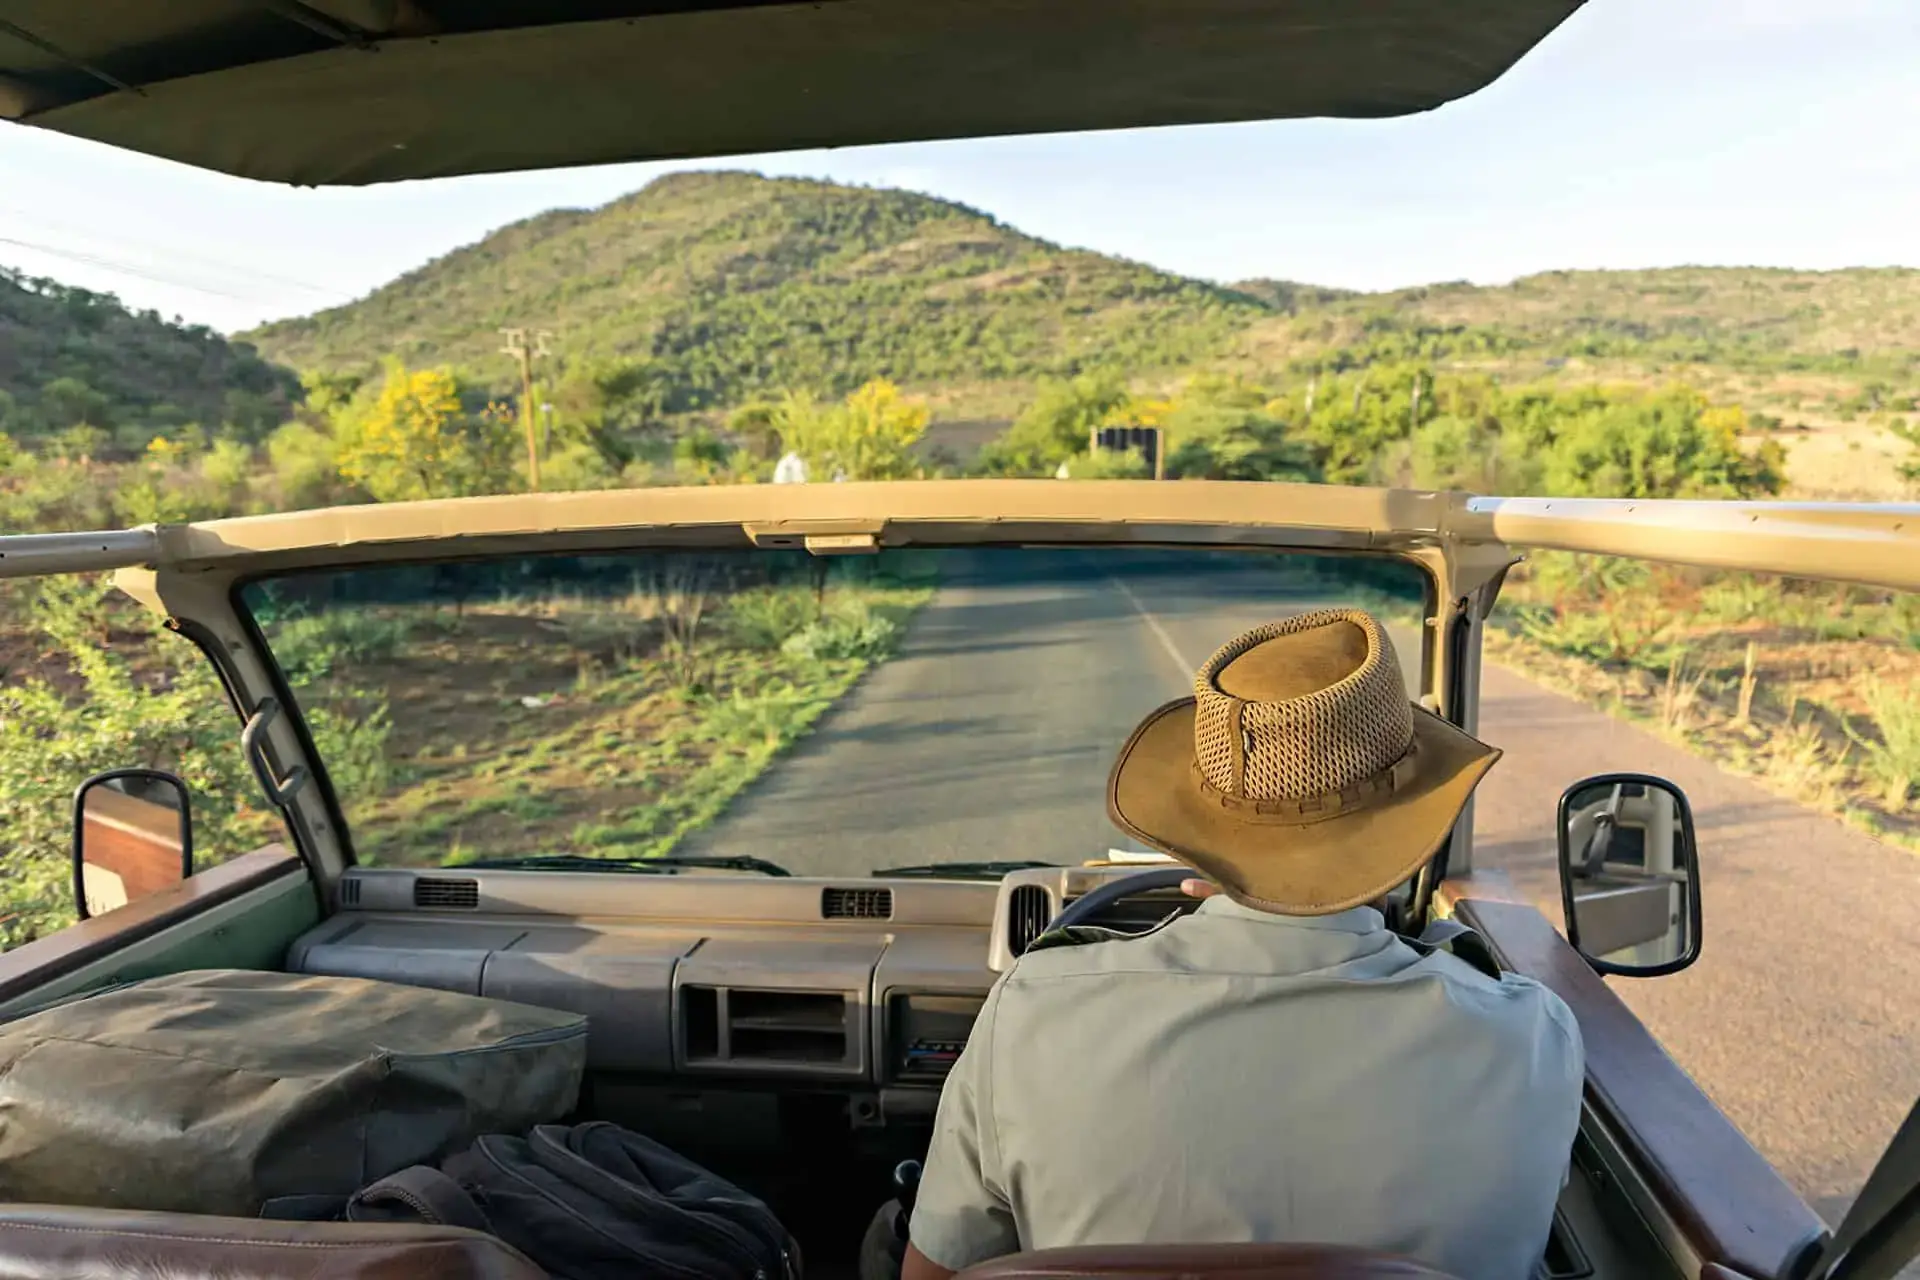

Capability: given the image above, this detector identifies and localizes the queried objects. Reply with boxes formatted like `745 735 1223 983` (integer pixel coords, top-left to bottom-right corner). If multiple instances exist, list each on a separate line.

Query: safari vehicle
1 4 1918 1280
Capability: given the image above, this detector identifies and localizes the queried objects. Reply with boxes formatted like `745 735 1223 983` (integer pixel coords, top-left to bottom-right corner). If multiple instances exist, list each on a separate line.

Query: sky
0 0 1915 335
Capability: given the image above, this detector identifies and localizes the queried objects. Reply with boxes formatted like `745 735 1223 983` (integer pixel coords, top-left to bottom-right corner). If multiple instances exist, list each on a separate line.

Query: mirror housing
1556 772 1702 978
72 769 194 920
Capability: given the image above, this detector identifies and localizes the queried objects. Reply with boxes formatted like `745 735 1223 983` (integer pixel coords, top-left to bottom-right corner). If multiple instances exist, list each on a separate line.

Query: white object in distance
773 452 809 484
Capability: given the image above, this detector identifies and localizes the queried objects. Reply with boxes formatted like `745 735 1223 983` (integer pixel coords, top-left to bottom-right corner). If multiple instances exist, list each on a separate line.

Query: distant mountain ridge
244 171 1265 414
5 171 1915 466
245 171 1920 414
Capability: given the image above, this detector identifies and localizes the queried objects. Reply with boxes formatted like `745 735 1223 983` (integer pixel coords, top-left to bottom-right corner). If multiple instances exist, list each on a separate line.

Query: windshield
239 548 1426 877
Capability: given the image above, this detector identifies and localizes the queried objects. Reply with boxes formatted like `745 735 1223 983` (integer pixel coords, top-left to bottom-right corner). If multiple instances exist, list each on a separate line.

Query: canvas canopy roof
1 0 1583 186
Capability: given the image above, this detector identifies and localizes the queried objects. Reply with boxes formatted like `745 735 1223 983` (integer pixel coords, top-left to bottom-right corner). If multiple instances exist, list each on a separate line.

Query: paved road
1473 663 1920 1233
688 552 1918 1234
682 550 1423 873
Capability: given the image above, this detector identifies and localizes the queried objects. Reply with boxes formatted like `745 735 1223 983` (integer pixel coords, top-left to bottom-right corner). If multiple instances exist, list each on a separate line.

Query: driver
902 609 1584 1280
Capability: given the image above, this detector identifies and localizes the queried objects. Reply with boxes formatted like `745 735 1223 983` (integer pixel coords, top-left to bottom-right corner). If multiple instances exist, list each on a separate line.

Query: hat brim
1107 700 1501 916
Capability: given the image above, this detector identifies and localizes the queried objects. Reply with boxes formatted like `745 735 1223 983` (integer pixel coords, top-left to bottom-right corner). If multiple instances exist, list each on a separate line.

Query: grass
1488 556 1920 854
1847 679 1920 810
282 574 934 869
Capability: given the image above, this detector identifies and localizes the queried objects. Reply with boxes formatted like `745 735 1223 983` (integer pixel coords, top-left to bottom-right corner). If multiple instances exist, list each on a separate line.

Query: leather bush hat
1106 609 1501 915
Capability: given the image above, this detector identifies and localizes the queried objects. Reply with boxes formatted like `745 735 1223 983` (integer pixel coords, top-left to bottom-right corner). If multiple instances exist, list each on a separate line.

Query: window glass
240 547 1428 876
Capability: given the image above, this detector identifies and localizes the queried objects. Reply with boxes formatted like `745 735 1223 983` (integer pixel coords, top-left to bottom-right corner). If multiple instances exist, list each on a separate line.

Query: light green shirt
910 896 1584 1280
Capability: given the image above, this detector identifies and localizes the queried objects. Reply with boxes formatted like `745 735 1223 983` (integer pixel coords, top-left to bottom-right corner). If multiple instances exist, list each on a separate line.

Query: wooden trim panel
0 846 307 1005
1451 895 1827 1280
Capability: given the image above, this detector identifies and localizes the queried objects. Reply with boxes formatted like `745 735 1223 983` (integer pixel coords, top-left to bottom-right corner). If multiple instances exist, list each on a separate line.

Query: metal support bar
0 17 144 96
0 529 160 579
256 1 376 50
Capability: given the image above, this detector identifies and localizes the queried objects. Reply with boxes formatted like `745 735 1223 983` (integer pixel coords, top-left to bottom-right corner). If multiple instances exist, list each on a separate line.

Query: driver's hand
1180 878 1220 900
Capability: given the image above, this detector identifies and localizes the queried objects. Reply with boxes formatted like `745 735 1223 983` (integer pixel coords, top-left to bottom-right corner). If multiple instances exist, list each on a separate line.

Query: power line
0 234 262 303
0 203 347 299
0 228 354 313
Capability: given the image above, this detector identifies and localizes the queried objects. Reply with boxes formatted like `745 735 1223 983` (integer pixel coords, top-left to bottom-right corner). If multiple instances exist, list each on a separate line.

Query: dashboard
286 863 1197 1113
287 867 1692 1280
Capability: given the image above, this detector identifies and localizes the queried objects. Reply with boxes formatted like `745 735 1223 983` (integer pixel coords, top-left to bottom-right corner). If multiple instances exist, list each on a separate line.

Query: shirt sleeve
908 980 1020 1271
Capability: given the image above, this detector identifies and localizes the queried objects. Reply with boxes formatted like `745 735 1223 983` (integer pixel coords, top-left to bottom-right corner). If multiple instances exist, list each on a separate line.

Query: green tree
1161 375 1320 482
774 379 929 480
1538 388 1784 499
977 374 1131 475
1276 363 1438 486
672 428 736 483
1390 413 1540 494
38 377 112 431
266 421 351 510
298 369 362 417
550 360 654 471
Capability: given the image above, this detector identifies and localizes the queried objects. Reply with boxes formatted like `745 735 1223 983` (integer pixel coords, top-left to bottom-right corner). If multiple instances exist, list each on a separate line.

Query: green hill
0 268 300 453
6 169 1916 500
1227 266 1920 384
245 171 1265 415
244 170 1920 432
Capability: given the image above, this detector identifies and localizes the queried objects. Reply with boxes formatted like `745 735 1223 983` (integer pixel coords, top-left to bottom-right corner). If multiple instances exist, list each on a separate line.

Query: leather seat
953 1243 1464 1280
0 1205 546 1280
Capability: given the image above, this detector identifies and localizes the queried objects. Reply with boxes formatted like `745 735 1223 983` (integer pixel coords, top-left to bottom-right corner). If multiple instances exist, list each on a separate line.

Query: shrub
1537 389 1784 500
272 609 413 684
726 585 819 651
265 420 349 510
0 578 278 947
774 379 930 481
781 600 901 661
1060 447 1151 480
1161 376 1320 483
1846 679 1920 810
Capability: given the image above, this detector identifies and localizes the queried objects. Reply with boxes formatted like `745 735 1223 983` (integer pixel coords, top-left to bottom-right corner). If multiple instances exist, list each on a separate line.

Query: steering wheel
1046 867 1196 933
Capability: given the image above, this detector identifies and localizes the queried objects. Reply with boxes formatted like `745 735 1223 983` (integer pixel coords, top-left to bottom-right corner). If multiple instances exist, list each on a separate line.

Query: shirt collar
1195 894 1387 935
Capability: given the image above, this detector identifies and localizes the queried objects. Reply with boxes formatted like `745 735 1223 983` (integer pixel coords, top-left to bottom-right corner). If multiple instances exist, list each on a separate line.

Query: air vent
337 877 361 908
1007 884 1051 955
822 887 892 920
413 877 479 910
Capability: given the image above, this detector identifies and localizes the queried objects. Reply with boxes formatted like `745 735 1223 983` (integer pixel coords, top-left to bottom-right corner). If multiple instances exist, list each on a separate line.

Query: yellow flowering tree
774 378 929 480
333 359 514 502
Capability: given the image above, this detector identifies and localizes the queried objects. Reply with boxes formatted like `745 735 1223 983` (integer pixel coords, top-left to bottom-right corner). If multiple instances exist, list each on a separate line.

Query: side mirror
72 769 194 920
1556 772 1701 977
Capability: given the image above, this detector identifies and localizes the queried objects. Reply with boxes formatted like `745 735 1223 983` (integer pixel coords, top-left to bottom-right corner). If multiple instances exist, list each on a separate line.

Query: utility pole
499 327 554 491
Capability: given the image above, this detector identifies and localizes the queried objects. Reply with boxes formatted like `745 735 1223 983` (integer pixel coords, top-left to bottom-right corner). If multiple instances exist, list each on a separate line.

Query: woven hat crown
1192 609 1416 805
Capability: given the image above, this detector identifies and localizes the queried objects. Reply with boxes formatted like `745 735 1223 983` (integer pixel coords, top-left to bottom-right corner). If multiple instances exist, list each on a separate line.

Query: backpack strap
345 1165 492 1235
1404 917 1504 981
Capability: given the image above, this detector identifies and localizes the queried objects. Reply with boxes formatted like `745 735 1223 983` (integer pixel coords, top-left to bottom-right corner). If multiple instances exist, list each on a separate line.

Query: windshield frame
224 539 1445 877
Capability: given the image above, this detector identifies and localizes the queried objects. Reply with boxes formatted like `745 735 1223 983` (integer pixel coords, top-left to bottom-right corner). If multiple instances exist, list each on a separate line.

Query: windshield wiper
453 853 790 877
873 860 1057 880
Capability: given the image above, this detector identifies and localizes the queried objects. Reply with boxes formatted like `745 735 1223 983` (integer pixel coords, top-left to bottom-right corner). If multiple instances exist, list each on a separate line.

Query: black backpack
344 1121 801 1280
